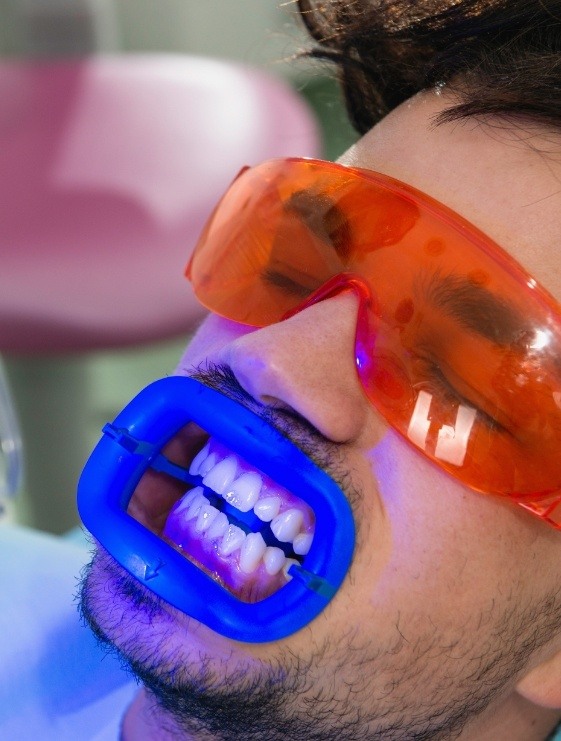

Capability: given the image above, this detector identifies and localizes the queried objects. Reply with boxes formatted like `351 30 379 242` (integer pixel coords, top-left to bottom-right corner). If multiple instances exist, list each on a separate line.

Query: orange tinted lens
187 160 416 324
187 158 561 526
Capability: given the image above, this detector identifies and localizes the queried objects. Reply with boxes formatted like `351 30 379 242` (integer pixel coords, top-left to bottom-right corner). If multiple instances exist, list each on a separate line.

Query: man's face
81 92 561 740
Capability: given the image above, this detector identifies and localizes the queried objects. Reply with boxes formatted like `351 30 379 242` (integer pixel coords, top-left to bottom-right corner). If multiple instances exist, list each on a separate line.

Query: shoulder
0 525 136 740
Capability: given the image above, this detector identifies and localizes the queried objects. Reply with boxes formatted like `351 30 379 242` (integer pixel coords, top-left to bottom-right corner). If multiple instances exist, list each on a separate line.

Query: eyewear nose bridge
281 273 375 322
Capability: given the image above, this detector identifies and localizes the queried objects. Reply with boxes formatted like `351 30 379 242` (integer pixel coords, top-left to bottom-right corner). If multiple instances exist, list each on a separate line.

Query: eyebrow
283 190 533 346
421 271 531 346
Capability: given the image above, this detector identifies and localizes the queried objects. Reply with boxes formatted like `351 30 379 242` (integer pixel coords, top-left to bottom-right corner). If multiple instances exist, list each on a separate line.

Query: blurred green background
1 0 357 533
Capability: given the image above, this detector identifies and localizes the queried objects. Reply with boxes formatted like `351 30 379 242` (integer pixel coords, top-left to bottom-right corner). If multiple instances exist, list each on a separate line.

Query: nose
218 289 371 443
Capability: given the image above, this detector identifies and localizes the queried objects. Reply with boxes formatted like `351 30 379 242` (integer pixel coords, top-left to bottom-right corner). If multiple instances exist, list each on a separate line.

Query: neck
455 692 561 741
121 689 196 741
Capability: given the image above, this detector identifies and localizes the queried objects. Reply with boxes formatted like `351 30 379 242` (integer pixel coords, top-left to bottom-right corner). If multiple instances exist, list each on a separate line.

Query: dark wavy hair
296 0 561 134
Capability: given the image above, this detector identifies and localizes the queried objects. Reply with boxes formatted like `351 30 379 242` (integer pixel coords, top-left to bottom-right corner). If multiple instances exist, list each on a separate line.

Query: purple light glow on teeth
254 496 281 522
201 456 237 494
161 436 316 602
263 546 285 575
239 533 267 574
271 508 304 542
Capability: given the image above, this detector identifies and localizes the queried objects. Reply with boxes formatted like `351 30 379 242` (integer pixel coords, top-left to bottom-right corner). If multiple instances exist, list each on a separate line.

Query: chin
79 543 255 664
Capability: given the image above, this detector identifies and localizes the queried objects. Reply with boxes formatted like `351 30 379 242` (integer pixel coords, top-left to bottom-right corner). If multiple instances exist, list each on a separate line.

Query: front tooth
206 511 229 540
239 532 267 574
198 452 218 477
189 442 210 475
263 546 286 575
283 558 299 581
223 472 262 513
271 508 304 542
254 496 281 522
202 456 237 494
293 532 313 556
218 524 246 556
194 503 220 534
173 486 204 516
185 490 208 520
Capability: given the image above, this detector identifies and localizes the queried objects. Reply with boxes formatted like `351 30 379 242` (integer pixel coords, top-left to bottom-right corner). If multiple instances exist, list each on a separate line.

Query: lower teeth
263 546 285 575
163 486 313 581
239 532 267 573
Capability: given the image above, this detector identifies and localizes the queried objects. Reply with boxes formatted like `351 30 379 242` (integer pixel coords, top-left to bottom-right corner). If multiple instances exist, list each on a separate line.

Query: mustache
188 362 357 505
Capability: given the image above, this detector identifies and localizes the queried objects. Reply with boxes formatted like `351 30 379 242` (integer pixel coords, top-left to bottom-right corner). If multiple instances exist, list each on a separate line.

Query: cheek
362 432 539 621
175 314 255 374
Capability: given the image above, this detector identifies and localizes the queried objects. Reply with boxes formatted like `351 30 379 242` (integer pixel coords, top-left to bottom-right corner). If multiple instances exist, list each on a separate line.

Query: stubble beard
78 541 558 741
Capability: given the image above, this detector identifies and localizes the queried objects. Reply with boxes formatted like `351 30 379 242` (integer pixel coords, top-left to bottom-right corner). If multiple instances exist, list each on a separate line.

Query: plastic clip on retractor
77 376 355 642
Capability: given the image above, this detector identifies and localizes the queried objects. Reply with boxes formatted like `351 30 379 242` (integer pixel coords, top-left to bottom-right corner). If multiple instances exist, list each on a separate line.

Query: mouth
126 423 316 604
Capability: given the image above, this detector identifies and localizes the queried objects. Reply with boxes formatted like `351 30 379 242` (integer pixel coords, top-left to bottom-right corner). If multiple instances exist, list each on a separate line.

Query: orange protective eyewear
186 158 561 529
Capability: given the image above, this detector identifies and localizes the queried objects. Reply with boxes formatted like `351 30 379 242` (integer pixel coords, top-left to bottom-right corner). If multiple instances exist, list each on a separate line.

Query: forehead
338 91 561 302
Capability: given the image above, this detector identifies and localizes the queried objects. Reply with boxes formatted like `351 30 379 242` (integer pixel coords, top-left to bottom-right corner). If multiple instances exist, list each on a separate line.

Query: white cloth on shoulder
0 525 136 740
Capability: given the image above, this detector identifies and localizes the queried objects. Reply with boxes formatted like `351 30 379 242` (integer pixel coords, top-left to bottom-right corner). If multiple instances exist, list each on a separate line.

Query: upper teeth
198 451 218 477
170 440 315 573
201 455 237 494
270 508 304 542
254 496 281 522
223 472 262 513
293 532 313 555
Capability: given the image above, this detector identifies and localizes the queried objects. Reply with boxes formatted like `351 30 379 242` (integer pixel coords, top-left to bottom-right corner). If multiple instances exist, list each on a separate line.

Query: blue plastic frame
77 377 355 642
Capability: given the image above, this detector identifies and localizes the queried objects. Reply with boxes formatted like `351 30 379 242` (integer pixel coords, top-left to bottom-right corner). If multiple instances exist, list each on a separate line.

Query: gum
162 511 287 602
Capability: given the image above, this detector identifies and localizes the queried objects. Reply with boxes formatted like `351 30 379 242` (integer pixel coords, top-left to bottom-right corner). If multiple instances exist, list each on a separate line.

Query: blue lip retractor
77 376 356 642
